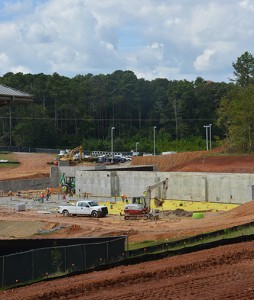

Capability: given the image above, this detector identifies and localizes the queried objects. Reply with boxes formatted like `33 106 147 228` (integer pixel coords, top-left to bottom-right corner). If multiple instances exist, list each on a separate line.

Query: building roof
0 84 34 107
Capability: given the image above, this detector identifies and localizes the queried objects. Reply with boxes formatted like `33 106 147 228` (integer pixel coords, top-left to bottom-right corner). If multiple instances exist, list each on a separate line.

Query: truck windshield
87 201 98 207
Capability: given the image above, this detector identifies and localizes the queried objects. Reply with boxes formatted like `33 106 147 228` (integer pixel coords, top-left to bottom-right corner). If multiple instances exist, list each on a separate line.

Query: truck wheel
63 210 69 217
91 211 99 218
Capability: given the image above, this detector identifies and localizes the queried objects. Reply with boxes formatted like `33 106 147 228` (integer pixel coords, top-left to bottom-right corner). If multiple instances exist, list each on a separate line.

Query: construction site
0 150 254 299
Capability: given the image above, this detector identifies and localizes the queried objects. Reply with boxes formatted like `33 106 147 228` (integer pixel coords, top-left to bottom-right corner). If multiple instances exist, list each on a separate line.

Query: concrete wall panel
0 178 51 192
76 171 111 197
75 170 254 204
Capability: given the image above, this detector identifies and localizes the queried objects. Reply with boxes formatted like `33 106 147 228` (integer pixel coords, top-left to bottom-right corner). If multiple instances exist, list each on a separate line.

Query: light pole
204 125 209 151
111 126 115 163
153 126 157 155
209 124 212 150
136 142 139 153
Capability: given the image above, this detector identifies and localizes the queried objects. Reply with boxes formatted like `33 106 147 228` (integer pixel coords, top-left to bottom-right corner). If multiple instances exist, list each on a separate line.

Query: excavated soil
0 152 55 181
132 151 254 173
0 151 254 299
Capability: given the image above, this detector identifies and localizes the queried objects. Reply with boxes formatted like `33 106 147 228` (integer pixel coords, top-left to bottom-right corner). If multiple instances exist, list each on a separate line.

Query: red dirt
0 241 253 300
0 152 55 181
0 151 254 299
132 151 254 173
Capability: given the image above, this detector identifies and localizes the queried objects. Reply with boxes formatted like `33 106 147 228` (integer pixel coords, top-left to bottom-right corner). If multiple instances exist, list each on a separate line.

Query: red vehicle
124 178 168 220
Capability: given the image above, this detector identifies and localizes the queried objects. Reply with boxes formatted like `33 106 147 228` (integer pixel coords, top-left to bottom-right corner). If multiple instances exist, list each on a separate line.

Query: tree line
0 51 254 153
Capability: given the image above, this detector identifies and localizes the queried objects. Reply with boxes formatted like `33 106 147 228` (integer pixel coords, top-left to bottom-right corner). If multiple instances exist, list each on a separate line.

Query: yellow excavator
60 145 83 163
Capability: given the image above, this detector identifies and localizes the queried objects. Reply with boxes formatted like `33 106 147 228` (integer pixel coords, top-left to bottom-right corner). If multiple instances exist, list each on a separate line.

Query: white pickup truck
58 200 108 218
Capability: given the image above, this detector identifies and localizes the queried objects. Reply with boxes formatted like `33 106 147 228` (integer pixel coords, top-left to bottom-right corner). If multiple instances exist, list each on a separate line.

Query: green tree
231 52 254 87
217 85 254 152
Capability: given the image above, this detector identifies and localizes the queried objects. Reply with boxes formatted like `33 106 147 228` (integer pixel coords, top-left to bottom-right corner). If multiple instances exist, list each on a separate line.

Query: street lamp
153 126 157 155
136 142 139 153
111 126 115 163
209 124 212 150
204 125 209 151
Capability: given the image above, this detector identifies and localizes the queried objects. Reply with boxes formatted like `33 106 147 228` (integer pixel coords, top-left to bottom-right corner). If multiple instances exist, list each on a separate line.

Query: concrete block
16 203 26 211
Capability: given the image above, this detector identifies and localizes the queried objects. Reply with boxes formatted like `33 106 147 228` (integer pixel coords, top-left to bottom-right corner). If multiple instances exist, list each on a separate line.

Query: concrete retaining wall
75 170 254 204
0 166 60 193
0 178 51 193
2 164 254 205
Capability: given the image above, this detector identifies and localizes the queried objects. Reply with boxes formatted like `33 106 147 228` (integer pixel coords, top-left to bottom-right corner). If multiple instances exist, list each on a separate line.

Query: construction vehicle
124 178 168 220
58 200 108 218
60 172 76 194
60 145 83 163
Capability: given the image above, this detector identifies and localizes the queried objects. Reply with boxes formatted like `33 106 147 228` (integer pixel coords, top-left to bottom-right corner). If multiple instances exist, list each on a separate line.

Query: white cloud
0 53 10 73
239 0 254 10
0 0 254 81
10 65 31 74
194 49 215 71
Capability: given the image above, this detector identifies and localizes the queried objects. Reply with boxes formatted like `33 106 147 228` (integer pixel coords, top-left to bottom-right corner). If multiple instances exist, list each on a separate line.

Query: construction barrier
0 236 126 289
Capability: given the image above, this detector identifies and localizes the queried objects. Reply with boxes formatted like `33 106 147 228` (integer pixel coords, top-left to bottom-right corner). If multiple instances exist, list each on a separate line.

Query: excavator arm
60 145 82 161
144 178 168 211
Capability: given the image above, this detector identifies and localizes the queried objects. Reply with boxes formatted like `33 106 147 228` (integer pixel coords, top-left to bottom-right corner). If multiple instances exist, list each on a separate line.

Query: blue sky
0 0 254 82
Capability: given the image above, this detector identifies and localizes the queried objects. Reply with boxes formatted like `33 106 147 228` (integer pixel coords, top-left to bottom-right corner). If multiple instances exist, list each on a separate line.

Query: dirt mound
165 208 193 217
132 151 206 172
223 199 254 218
132 151 254 173
2 150 254 182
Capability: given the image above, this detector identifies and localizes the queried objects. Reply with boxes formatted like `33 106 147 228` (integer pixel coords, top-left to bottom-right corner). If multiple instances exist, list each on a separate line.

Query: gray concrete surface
74 170 254 204
0 193 68 213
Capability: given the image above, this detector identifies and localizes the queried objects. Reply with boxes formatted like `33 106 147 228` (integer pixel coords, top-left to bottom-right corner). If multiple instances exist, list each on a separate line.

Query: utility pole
153 126 157 155
111 127 115 163
204 125 209 151
209 124 212 150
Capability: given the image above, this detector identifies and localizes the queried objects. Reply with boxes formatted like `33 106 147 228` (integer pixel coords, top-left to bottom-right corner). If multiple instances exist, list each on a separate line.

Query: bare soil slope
132 151 254 173
0 239 253 299
0 152 55 181
2 150 254 180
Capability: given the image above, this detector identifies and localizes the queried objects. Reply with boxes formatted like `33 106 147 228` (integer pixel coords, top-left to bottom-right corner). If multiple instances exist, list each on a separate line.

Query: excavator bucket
154 197 164 207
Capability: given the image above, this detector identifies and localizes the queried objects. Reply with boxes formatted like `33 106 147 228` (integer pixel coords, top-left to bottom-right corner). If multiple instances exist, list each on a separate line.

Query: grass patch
128 240 160 250
0 152 20 167
128 224 254 253
128 235 193 251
